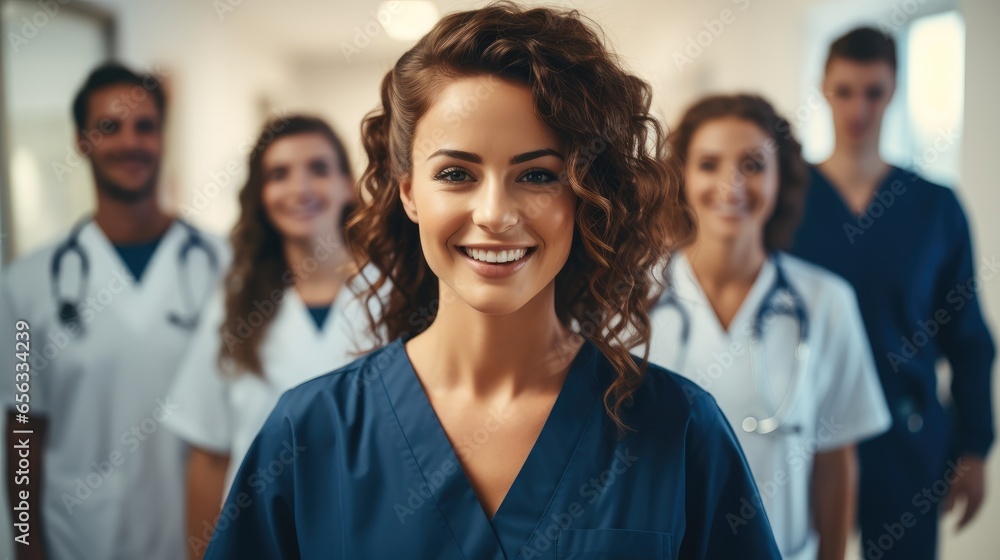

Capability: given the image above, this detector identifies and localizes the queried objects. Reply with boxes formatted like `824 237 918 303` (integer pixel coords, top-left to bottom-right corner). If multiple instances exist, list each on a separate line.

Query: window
0 0 115 263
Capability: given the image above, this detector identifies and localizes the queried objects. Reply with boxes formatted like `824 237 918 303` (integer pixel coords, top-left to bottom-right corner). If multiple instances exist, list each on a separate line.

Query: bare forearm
185 448 229 560
812 445 857 560
6 409 47 560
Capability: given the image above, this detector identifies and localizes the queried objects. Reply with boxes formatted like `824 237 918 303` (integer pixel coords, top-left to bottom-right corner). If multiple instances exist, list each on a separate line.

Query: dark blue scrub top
112 232 165 283
204 337 781 559
306 305 331 331
791 165 996 465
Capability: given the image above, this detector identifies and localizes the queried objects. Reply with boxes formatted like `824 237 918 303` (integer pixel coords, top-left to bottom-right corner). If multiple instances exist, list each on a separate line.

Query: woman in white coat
163 115 371 559
646 94 891 560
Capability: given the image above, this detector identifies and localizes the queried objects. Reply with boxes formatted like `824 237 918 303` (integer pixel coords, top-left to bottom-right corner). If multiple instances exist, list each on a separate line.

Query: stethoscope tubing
49 217 218 332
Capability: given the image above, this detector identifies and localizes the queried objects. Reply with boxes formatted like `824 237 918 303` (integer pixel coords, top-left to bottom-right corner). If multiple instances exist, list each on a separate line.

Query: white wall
945 0 1000 556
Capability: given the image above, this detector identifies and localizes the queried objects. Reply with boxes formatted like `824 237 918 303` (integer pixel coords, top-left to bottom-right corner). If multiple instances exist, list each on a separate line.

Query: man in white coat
1 63 229 560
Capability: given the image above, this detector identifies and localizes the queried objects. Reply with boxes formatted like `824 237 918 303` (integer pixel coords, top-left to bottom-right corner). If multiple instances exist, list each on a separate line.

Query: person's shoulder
892 165 948 191
777 252 857 307
891 168 971 233
629 356 726 430
178 219 231 263
0 236 64 292
268 341 401 425
892 166 959 206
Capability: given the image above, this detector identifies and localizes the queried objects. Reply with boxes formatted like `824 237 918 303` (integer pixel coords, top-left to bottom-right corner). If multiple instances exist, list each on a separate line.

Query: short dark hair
825 26 897 74
72 63 166 133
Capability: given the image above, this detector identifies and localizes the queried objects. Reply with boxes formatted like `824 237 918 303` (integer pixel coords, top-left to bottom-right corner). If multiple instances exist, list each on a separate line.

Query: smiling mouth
459 246 537 264
711 202 749 216
284 201 326 216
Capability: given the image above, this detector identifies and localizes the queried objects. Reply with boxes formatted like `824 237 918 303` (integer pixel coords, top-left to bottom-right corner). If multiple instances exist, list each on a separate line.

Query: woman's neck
684 233 766 292
283 234 355 305
413 282 580 398
682 234 766 331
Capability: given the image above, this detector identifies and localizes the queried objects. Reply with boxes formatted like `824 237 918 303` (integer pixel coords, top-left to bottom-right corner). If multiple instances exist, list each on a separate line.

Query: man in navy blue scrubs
791 27 995 560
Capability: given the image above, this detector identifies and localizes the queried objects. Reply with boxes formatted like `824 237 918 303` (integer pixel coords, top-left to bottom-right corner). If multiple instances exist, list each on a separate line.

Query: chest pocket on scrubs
556 528 672 560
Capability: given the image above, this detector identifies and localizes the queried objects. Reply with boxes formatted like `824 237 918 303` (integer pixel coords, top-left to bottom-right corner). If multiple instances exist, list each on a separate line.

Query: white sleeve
338 263 390 349
0 270 49 416
814 282 892 452
0 278 18 410
163 289 233 454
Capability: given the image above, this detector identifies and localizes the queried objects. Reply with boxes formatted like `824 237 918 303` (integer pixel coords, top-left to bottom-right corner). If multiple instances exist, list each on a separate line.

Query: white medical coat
645 251 891 560
164 268 378 497
0 219 229 560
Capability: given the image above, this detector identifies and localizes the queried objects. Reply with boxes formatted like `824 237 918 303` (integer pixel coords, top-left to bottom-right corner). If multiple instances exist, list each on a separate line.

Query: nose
119 122 142 149
472 176 519 233
846 95 870 124
287 167 313 197
716 164 746 200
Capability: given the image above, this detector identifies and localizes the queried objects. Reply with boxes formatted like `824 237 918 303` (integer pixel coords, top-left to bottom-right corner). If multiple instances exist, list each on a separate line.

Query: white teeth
714 202 746 215
464 247 529 264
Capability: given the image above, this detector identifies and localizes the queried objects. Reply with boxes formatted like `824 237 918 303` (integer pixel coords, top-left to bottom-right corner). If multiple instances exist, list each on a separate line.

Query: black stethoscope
653 253 811 435
50 218 219 333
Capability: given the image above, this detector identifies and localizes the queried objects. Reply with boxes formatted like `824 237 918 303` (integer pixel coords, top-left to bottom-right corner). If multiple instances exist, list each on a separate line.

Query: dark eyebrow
511 149 563 164
426 148 565 164
427 149 481 163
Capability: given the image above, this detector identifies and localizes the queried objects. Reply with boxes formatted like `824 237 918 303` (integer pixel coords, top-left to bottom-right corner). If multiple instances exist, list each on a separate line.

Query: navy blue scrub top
203 337 781 559
305 305 331 331
112 232 165 283
791 165 996 463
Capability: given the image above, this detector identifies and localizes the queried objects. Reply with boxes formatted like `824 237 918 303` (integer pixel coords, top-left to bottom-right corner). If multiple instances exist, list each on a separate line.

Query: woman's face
261 132 355 244
400 76 577 316
684 117 779 245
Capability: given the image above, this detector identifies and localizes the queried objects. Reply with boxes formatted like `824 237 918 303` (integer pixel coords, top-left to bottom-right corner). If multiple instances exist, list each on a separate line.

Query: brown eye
309 159 331 177
267 167 288 182
741 159 764 174
136 118 158 134
865 88 885 101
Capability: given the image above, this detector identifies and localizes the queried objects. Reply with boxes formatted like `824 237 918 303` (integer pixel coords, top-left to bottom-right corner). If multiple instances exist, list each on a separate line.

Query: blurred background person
162 115 371 559
646 93 891 560
791 27 996 560
0 63 228 560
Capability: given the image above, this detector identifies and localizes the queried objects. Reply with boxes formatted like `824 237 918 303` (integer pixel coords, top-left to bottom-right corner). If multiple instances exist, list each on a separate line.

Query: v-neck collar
377 336 602 560
673 252 776 338
81 219 185 296
812 164 900 219
284 286 348 339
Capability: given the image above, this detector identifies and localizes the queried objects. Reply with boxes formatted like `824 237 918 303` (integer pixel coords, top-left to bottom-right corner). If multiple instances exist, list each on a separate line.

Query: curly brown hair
345 2 692 431
219 115 354 377
667 94 809 251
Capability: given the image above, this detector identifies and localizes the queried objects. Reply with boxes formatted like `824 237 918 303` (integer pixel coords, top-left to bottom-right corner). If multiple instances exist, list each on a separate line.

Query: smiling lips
460 246 533 264
711 200 749 218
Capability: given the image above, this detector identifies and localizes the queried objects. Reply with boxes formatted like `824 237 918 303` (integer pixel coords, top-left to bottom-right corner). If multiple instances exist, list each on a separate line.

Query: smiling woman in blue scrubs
203 3 781 559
